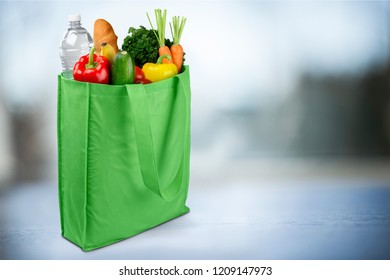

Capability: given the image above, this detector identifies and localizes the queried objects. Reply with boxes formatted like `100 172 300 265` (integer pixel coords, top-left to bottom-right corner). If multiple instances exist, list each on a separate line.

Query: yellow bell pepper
142 54 178 83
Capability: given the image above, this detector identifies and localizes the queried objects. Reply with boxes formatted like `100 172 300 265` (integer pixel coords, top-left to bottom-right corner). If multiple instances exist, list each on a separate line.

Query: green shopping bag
57 66 191 251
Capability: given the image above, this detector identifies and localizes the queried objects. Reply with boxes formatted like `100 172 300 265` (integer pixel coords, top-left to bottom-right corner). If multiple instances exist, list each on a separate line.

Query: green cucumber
111 51 135 85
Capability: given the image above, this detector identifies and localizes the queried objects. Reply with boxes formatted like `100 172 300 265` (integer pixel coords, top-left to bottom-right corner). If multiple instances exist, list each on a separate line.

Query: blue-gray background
0 0 389 260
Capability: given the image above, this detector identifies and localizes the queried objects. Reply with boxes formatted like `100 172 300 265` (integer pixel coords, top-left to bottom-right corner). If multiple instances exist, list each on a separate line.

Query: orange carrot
170 44 183 72
169 16 187 72
147 9 172 64
158 45 172 64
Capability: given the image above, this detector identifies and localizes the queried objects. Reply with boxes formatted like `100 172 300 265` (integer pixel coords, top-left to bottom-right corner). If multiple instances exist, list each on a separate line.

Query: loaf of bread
93 19 119 53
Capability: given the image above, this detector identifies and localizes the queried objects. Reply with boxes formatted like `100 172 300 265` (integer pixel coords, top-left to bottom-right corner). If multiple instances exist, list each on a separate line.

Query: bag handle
126 75 190 201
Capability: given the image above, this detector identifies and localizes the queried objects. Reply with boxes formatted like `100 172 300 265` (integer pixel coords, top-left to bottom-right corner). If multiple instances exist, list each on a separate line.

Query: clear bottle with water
59 14 93 79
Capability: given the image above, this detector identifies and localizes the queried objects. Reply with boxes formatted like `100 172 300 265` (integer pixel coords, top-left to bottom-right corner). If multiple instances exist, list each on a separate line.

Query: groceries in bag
59 9 187 85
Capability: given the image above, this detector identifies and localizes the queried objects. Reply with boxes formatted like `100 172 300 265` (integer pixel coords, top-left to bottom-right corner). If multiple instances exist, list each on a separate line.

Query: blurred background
0 0 389 259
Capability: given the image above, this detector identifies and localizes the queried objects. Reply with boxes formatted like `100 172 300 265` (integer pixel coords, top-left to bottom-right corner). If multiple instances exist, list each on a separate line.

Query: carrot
158 45 171 60
169 16 187 72
170 44 183 72
147 9 172 64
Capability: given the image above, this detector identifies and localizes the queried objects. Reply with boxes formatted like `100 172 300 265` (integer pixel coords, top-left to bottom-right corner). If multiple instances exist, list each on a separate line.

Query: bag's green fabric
57 66 191 251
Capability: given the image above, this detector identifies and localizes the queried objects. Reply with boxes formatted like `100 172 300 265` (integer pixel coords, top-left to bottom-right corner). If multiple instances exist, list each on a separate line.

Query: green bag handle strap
126 75 189 201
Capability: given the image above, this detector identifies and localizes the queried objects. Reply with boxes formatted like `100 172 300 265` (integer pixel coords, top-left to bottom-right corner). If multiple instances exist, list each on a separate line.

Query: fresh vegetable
142 54 178 83
100 42 117 64
122 26 173 68
147 9 172 64
111 51 135 85
73 47 110 84
169 16 187 72
135 66 151 84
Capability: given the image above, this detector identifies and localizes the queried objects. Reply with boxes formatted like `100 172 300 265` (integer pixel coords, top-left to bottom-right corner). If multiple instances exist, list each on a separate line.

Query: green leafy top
121 26 173 68
147 9 168 47
170 16 187 45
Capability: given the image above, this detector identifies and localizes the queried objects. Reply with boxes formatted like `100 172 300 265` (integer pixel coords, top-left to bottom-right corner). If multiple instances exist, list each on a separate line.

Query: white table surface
1 163 389 260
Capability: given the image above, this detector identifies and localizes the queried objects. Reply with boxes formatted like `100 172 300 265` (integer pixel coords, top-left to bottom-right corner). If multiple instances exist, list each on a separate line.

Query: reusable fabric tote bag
57 66 191 251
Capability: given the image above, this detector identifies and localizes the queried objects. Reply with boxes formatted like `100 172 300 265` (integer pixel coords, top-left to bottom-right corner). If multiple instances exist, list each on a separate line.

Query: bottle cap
68 14 81 22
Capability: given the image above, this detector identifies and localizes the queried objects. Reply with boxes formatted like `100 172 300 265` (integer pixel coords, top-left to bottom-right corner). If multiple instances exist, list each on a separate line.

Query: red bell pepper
134 66 151 84
73 47 110 84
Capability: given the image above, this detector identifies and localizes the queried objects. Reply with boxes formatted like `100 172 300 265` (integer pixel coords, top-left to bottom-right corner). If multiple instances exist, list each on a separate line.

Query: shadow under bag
57 66 191 251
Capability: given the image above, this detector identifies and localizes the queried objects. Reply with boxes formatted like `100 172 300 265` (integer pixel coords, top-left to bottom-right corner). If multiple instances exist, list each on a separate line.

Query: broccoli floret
122 26 175 68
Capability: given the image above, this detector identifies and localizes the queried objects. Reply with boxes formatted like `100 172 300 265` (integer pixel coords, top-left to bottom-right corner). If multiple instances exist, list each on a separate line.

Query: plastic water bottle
59 14 93 79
